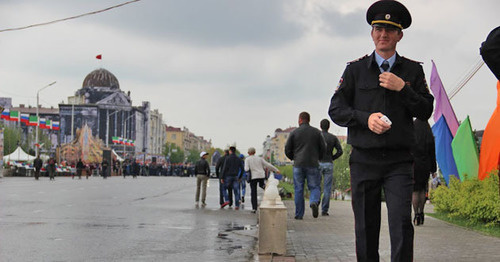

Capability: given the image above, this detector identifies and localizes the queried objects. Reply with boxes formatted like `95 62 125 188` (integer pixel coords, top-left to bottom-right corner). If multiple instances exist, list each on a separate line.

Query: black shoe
311 202 319 218
321 212 329 216
294 216 303 220
242 196 245 203
414 213 421 226
420 213 425 225
251 210 256 214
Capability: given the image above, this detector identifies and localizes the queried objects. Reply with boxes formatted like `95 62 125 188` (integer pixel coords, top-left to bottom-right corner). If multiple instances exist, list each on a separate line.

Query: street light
106 110 121 148
122 114 134 158
35 81 56 157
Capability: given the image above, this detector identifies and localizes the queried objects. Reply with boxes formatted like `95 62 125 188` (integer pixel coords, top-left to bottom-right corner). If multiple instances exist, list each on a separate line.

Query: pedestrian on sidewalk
412 118 436 226
221 146 244 210
329 1 434 261
194 151 210 206
76 159 84 179
239 154 247 204
285 112 325 219
47 156 56 181
216 150 233 207
101 159 109 179
244 147 280 213
33 155 43 180
319 119 343 216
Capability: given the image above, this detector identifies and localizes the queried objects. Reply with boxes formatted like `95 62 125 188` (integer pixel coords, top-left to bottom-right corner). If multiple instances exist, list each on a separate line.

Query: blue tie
381 60 390 72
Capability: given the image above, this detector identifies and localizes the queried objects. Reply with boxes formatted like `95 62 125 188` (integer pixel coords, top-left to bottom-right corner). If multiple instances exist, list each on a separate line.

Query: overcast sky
0 0 498 154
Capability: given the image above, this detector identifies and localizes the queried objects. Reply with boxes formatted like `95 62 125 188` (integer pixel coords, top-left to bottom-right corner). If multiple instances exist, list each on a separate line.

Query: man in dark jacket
76 159 84 179
194 152 210 206
285 112 326 219
319 119 343 216
33 156 43 180
221 146 244 210
216 150 232 207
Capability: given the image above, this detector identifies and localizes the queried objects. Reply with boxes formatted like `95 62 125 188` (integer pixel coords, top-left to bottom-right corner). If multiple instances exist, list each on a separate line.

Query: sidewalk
258 200 500 262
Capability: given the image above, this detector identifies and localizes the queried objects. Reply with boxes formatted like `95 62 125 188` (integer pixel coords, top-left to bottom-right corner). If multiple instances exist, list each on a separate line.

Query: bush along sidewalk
430 172 499 227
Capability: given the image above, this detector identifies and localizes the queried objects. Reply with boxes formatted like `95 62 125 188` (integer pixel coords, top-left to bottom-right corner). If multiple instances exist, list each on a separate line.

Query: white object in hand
380 115 392 125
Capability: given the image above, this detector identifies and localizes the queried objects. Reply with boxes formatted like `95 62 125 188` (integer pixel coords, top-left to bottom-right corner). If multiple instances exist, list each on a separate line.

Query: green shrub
431 173 499 226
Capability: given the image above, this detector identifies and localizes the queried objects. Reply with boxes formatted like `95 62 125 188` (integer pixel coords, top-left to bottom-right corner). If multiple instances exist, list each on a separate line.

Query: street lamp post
36 81 56 157
106 110 121 148
122 114 134 158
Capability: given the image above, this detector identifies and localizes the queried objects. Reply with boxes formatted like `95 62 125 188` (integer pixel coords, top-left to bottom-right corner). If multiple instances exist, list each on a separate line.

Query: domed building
58 68 165 161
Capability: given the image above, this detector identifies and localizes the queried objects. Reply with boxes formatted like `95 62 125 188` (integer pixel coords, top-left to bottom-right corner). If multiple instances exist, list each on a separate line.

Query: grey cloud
319 8 367 38
91 0 305 47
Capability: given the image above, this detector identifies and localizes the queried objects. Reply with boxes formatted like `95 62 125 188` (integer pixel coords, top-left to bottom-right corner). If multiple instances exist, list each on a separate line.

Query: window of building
171 134 176 140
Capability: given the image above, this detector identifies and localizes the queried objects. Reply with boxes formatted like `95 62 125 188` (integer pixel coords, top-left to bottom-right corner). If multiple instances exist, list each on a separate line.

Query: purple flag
430 60 460 137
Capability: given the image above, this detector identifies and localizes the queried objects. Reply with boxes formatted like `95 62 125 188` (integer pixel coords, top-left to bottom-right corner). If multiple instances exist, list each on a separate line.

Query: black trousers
350 161 414 262
250 178 266 211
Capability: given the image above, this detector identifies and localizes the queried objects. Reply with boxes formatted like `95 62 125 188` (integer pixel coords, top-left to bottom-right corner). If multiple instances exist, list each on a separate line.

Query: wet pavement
0 176 259 261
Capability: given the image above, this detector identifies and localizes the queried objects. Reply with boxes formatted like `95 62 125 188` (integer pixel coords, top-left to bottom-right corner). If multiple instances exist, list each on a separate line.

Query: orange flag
478 81 500 180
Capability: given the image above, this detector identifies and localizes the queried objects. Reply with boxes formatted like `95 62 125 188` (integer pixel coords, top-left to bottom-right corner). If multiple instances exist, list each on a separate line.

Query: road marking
33 210 44 213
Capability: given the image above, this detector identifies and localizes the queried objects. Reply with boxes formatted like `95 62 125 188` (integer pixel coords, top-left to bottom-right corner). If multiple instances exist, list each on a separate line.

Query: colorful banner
28 115 38 126
1 109 9 120
478 81 500 180
451 116 479 180
20 113 29 123
432 115 460 185
9 111 19 121
430 61 460 137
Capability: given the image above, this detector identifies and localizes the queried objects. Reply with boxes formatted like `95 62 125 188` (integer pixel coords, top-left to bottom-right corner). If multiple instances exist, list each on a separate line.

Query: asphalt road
0 176 258 261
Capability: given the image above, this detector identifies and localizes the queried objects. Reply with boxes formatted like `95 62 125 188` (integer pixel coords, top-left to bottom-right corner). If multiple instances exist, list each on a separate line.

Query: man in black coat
285 112 325 219
216 150 232 207
221 146 244 210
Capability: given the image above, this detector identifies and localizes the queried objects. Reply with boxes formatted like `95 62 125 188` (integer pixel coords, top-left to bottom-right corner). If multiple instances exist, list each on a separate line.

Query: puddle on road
216 223 257 255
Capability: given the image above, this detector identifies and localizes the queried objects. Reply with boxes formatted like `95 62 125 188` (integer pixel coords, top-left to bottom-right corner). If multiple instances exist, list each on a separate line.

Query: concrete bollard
258 174 287 255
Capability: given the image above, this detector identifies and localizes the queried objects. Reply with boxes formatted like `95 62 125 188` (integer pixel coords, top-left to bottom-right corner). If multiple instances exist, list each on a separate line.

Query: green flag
451 116 479 180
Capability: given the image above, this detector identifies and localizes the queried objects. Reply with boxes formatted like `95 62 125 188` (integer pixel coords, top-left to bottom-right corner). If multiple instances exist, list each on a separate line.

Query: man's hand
368 113 391 134
379 72 405 91
220 179 224 184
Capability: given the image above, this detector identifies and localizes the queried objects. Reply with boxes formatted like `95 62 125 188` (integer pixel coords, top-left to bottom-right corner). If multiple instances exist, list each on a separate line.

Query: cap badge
385 14 391 20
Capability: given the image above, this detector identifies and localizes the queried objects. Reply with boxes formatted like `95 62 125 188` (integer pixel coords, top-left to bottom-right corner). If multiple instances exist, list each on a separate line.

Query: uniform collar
368 51 401 70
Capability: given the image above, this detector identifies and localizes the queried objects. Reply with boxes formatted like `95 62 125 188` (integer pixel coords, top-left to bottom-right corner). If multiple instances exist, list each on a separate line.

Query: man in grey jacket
285 112 326 219
319 119 343 216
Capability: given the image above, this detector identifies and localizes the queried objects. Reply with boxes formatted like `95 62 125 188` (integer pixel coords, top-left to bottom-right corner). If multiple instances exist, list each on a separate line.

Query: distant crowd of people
193 145 280 213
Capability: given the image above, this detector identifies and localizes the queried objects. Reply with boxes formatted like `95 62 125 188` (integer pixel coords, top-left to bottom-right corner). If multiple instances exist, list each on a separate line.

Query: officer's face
371 26 403 53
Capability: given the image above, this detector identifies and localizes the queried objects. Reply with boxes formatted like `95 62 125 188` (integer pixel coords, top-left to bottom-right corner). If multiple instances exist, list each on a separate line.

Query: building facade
263 127 296 165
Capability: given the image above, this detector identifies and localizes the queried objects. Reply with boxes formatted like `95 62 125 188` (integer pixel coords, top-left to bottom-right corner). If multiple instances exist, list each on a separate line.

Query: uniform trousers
350 161 414 262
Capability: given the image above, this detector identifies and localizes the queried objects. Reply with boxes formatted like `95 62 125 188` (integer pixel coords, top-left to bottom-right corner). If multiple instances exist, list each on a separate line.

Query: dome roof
82 68 120 89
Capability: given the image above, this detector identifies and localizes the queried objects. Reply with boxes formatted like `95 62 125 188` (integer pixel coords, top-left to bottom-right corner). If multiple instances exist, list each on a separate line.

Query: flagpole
36 81 56 157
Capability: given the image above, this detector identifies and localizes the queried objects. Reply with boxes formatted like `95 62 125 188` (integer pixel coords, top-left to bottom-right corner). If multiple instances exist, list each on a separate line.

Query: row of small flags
1 110 60 130
112 136 135 146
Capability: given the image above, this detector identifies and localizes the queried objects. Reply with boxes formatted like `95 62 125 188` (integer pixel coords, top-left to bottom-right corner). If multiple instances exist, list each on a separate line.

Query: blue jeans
224 176 241 207
319 162 334 213
293 167 321 218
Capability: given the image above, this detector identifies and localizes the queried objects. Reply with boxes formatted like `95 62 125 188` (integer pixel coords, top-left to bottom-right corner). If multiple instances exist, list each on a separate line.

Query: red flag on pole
96 54 102 60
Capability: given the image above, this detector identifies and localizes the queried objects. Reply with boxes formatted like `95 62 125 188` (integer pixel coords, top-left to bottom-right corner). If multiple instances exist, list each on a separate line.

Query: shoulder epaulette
401 56 423 64
347 54 368 65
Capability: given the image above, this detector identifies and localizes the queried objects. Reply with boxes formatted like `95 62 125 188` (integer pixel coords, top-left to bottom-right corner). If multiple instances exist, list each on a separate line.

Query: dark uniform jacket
285 123 326 168
195 158 210 176
319 131 343 163
329 52 434 163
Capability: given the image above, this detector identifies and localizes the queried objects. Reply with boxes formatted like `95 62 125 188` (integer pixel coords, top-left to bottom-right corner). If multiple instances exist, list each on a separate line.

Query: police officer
328 1 434 261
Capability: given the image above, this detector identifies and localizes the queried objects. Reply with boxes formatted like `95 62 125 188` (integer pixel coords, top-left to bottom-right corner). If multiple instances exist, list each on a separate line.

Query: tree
163 142 184 164
186 148 201 164
2 126 20 155
333 141 351 199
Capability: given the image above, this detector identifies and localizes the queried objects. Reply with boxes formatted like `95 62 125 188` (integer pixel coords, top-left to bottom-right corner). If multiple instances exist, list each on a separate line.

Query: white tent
3 146 35 162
